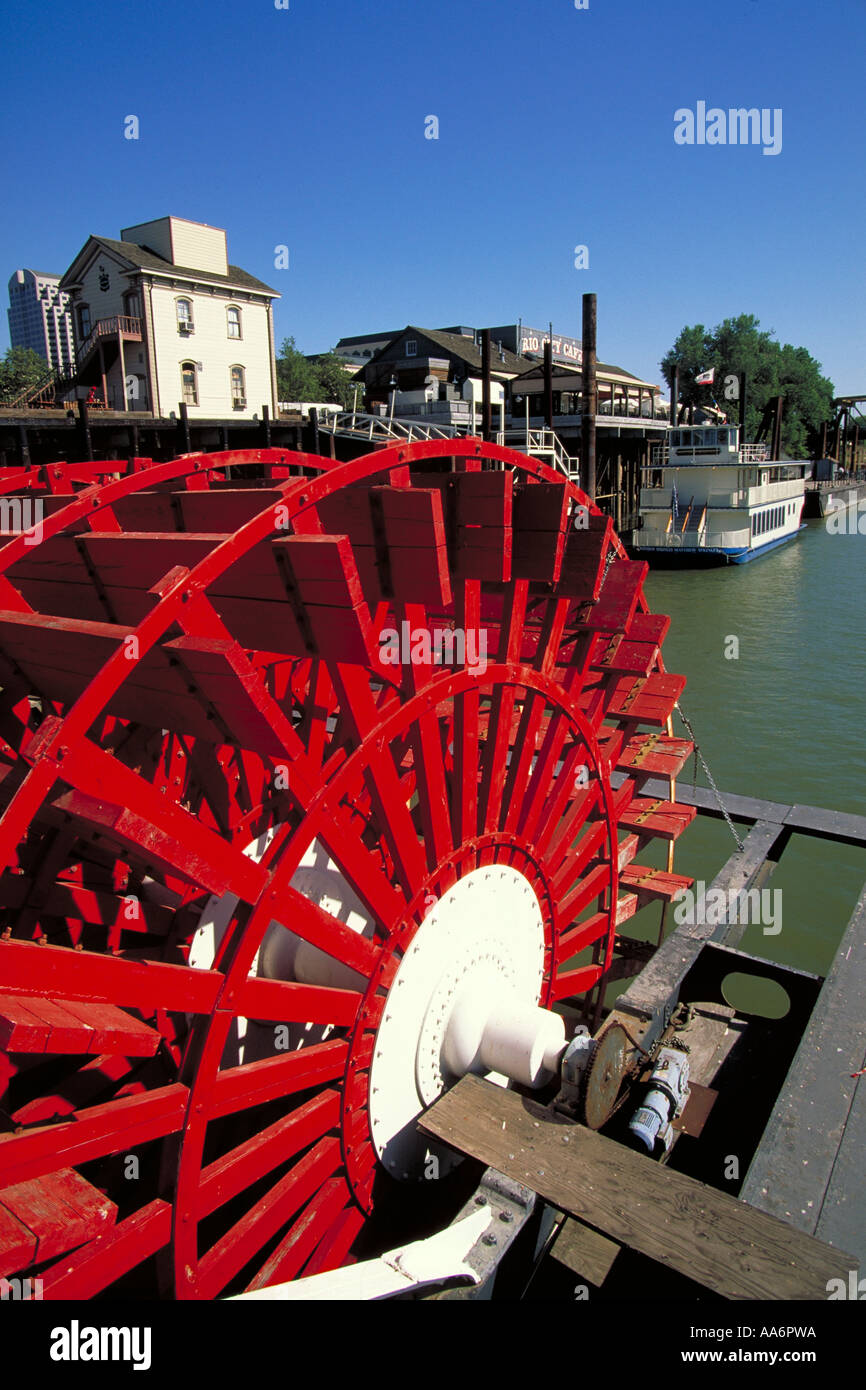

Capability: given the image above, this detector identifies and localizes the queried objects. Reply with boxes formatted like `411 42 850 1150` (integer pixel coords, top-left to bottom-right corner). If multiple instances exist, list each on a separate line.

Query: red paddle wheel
0 440 695 1298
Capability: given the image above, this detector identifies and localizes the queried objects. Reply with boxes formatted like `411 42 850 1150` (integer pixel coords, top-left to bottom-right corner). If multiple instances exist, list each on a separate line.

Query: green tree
313 351 359 408
661 315 833 457
275 336 320 404
275 338 359 408
0 346 52 405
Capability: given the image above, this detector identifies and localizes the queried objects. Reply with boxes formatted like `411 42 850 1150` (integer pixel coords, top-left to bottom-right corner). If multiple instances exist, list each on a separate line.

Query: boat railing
706 489 749 508
650 442 770 468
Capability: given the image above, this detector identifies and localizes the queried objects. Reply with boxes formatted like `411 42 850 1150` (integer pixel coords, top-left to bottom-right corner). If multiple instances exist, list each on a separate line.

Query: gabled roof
405 326 533 376
60 236 279 296
365 326 532 377
335 330 402 348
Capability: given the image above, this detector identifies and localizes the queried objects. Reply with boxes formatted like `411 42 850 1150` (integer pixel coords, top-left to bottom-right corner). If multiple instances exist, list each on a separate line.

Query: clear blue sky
2 0 863 393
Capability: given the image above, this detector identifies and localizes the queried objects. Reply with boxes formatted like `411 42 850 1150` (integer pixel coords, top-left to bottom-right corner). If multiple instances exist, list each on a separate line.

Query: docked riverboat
633 424 807 563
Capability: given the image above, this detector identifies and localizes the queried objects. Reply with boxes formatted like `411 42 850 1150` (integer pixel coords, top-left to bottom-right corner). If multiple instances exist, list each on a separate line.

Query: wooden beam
550 1216 620 1286
420 1074 857 1300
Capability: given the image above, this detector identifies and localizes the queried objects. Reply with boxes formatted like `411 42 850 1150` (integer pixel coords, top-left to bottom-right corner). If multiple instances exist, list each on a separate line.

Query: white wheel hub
369 865 566 1181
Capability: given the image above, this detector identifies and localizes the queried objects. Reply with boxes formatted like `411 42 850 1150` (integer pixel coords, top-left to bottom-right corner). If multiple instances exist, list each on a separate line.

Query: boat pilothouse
633 424 807 564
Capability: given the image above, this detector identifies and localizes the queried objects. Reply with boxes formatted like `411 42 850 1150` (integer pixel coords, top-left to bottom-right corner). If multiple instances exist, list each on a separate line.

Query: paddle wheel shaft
0 440 696 1298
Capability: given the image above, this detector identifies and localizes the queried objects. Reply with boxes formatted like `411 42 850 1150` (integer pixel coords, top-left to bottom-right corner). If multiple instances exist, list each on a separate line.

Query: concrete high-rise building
7 269 76 375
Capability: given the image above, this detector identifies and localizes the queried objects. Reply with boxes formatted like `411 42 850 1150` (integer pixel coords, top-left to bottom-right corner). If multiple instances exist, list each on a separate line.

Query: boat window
671 431 680 447
717 429 727 446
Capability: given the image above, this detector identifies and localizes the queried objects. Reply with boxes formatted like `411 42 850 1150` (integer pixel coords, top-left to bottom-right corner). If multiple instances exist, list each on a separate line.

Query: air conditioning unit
179 322 194 335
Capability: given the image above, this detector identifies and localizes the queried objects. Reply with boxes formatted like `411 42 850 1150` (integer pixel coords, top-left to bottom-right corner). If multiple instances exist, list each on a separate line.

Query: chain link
674 701 744 852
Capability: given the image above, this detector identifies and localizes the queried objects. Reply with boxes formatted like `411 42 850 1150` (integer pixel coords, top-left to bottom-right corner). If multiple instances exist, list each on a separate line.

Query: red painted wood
618 796 698 840
245 1176 349 1290
196 1136 342 1298
0 1085 189 1188
41 1199 171 1300
196 1091 340 1220
620 863 694 903
0 441 687 1297
512 482 570 583
616 731 694 778
0 994 158 1056
0 939 222 1017
604 672 687 726
0 1168 116 1267
210 1040 348 1119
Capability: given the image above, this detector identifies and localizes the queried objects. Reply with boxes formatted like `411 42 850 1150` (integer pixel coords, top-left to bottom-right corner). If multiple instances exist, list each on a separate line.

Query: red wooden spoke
302 1201 366 1277
452 578 481 841
0 1085 188 1189
314 805 409 931
399 602 454 867
478 581 528 832
245 1176 351 1290
195 1137 343 1299
41 1200 172 1300
330 663 426 899
536 763 601 864
195 1090 341 1221
210 1040 348 1119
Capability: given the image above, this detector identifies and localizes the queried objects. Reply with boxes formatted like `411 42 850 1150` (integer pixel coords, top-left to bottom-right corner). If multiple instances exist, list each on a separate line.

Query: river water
640 500 866 976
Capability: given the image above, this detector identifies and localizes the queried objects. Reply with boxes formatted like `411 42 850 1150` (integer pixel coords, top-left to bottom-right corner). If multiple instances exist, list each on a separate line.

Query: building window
78 304 92 340
176 299 194 335
226 306 242 340
230 365 246 409
181 361 198 406
405 340 417 357
123 290 141 320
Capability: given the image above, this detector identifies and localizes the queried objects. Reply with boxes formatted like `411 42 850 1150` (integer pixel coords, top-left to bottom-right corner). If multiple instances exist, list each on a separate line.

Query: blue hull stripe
635 528 804 564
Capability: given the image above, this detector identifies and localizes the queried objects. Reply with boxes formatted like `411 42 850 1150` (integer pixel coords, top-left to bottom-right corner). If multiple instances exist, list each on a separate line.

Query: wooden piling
580 293 597 501
543 340 554 432
481 329 492 442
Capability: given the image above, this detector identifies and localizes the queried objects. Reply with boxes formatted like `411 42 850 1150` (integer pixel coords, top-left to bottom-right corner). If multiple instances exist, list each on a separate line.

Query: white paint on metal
189 833 374 1061
369 865 565 1181
223 1205 491 1301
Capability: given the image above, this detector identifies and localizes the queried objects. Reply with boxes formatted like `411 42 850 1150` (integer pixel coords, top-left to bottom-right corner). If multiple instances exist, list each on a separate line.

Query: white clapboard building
59 217 279 419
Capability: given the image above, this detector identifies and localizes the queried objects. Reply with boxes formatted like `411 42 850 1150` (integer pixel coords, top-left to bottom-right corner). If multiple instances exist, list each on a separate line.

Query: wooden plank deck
741 881 866 1270
420 1074 857 1300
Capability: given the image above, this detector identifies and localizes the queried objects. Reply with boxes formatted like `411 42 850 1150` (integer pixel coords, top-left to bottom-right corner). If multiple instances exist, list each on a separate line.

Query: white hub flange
369 866 566 1181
